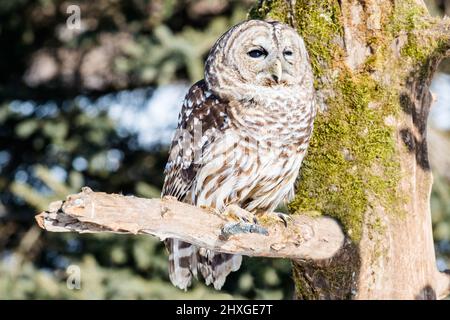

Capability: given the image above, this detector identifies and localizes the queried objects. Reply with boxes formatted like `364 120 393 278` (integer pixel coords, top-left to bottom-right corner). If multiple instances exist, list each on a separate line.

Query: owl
162 19 316 290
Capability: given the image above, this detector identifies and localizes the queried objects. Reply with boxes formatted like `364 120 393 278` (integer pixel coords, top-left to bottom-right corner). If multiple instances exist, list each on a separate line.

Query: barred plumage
162 20 316 290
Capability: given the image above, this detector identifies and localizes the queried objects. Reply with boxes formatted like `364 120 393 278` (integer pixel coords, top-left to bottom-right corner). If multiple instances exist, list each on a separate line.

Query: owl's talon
277 212 292 227
222 204 255 224
221 222 269 239
257 212 292 227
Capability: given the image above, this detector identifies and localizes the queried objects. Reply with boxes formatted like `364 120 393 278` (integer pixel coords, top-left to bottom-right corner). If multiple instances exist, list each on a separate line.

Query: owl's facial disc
205 20 311 100
233 26 306 88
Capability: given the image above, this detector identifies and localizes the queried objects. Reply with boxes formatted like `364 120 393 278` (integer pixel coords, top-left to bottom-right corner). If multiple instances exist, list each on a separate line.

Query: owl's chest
228 96 314 152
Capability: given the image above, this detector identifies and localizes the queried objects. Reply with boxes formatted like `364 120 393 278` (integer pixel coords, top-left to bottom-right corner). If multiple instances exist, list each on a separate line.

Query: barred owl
162 20 316 290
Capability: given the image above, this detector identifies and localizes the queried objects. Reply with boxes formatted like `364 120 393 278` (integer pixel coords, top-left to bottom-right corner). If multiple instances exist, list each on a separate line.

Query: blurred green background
0 0 449 299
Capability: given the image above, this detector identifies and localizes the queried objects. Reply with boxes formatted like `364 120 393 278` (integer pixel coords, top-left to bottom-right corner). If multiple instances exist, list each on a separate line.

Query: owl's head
205 20 313 100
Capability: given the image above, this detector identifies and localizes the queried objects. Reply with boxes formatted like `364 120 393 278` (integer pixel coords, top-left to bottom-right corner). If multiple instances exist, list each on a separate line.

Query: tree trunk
251 0 450 299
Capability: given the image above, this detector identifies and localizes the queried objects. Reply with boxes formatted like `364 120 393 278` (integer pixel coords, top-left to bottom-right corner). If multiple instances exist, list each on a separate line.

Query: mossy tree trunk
251 0 450 299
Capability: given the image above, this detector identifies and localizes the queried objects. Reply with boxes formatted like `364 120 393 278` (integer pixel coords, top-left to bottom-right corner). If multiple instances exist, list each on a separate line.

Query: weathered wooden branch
249 0 450 300
35 187 345 261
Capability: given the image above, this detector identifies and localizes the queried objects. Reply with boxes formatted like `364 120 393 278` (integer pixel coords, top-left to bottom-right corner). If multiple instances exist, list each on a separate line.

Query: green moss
371 217 386 235
388 0 428 35
401 31 448 83
388 0 445 66
248 0 289 23
289 71 400 242
398 14 444 64
293 0 343 76
401 34 430 62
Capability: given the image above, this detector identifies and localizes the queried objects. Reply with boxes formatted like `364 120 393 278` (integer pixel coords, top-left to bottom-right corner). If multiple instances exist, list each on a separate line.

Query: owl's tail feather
165 239 242 290
198 249 242 290
166 238 198 290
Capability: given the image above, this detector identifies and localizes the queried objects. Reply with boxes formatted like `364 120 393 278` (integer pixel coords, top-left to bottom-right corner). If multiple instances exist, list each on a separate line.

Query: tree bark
251 0 450 299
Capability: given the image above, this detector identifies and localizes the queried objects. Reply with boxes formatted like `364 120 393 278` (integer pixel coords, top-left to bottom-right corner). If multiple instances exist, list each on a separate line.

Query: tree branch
35 187 345 261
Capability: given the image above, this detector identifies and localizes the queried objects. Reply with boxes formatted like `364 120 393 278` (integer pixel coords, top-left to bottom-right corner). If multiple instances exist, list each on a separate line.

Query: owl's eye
283 50 293 57
247 49 267 58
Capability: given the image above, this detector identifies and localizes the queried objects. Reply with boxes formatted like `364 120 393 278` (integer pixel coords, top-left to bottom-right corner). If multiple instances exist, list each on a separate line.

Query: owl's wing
162 80 229 202
162 81 237 291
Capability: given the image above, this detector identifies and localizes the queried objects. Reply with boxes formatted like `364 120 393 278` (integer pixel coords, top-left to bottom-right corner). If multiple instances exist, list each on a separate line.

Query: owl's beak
269 59 282 83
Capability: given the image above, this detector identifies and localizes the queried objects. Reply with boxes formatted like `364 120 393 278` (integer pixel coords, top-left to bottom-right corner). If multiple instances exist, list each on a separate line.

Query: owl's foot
222 204 255 224
220 204 268 238
256 211 292 228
